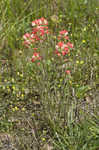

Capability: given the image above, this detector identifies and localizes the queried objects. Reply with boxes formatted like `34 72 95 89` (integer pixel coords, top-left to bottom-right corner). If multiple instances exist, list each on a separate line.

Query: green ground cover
0 0 99 149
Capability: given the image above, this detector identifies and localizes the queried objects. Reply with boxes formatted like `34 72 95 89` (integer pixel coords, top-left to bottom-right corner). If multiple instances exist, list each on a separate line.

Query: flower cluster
55 30 73 57
23 17 49 48
31 52 42 62
23 18 74 74
58 30 69 40
23 17 50 62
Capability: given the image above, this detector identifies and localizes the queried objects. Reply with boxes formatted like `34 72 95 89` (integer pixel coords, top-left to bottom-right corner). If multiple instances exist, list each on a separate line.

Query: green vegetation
0 0 99 149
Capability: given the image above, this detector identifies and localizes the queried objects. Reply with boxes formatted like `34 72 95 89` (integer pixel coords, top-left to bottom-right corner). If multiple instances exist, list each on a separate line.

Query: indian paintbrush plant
23 17 75 125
